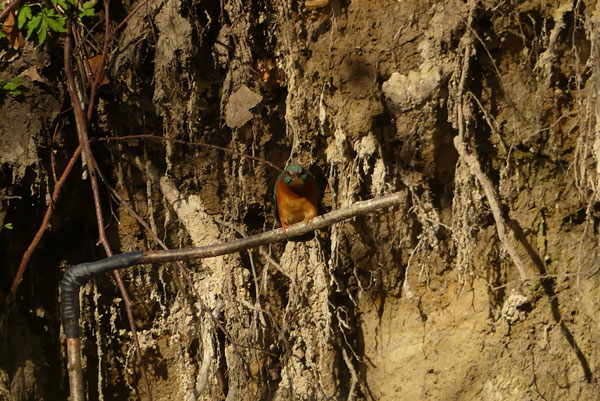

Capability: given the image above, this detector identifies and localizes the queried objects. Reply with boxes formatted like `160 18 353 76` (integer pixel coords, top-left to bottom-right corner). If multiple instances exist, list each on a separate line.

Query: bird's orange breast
276 178 318 226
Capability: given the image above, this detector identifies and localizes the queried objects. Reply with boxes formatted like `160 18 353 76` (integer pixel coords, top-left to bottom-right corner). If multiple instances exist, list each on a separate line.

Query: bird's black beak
286 171 305 188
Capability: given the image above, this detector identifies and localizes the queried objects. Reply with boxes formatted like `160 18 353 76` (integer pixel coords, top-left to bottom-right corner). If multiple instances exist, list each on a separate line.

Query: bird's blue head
283 163 309 184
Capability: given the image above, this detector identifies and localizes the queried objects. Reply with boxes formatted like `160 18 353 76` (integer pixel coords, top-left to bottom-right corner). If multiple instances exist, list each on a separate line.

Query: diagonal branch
8 144 83 299
96 134 283 171
64 22 153 401
109 0 153 39
142 192 403 264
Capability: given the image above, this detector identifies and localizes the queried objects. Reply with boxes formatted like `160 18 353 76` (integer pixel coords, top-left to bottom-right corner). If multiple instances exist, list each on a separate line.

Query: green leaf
51 0 70 11
3 77 23 91
3 223 13 230
27 14 42 38
17 4 32 30
46 16 66 33
8 87 22 96
37 18 47 44
0 31 5 39
79 8 93 18
58 15 67 31
78 2 95 18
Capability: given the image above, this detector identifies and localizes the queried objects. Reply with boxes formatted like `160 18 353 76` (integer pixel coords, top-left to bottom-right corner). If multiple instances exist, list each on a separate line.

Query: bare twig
50 121 64 184
142 192 403 264
95 134 283 171
109 0 153 39
9 144 83 299
64 23 153 401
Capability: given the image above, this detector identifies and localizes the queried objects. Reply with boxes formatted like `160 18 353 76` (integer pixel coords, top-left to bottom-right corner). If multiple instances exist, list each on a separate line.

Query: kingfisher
274 163 319 234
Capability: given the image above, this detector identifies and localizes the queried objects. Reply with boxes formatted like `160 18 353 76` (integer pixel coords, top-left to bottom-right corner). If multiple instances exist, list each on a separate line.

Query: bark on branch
142 191 403 263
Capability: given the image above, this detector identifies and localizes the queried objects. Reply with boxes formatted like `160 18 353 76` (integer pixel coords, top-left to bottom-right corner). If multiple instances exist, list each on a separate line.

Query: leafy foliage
79 2 95 18
0 77 23 96
18 3 66 45
13 0 95 45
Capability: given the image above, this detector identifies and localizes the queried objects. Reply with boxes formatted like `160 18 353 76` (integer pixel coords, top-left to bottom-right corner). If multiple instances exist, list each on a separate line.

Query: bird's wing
273 170 286 223
273 184 279 223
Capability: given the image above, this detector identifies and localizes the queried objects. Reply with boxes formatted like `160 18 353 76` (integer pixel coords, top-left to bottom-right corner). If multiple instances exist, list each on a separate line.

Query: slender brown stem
50 121 63 184
109 0 152 39
8 144 83 299
96 134 283 172
71 24 90 92
86 0 111 119
64 22 153 400
110 270 154 400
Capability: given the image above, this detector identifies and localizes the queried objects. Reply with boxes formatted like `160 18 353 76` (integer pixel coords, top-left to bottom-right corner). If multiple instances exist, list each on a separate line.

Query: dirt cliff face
1 0 600 400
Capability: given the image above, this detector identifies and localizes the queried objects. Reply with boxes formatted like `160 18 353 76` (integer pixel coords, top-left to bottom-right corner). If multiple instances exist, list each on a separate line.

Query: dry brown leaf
224 85 263 129
19 66 46 84
2 12 16 35
85 55 110 87
2 12 25 50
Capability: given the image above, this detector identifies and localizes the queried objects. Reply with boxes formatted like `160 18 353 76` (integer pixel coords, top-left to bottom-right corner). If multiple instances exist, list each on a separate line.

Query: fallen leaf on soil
19 66 46 84
85 55 110 87
224 85 263 129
